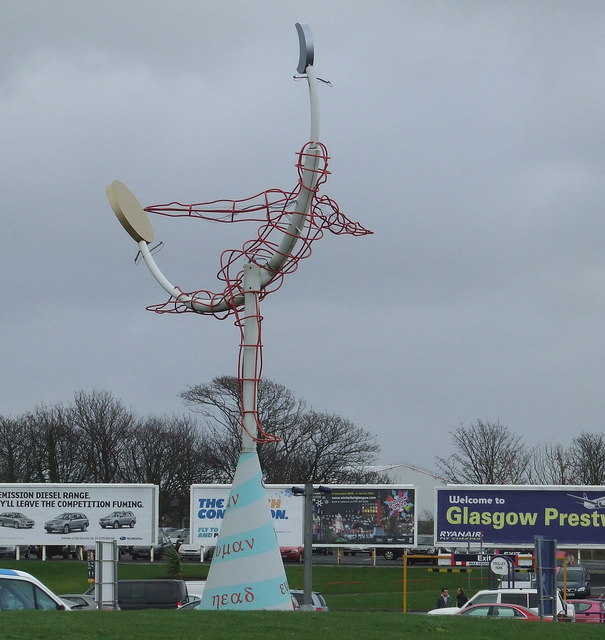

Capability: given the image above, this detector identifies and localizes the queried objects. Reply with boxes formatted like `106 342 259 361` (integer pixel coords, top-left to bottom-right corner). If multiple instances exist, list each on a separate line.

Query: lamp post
292 484 331 610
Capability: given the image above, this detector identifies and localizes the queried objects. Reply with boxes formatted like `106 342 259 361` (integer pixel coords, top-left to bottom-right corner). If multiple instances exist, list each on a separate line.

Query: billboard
190 485 303 547
312 485 416 547
435 485 605 547
190 484 416 548
0 484 158 546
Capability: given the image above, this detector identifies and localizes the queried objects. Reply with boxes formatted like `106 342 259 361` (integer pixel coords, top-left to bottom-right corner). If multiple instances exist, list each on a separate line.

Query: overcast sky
3 1 605 479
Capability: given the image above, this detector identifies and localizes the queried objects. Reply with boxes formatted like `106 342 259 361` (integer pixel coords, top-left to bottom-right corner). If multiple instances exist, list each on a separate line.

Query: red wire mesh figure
142 141 371 443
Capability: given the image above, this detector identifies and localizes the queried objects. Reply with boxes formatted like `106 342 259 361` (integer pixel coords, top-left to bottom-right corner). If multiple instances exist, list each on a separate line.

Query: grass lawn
1 560 602 639
1 609 605 640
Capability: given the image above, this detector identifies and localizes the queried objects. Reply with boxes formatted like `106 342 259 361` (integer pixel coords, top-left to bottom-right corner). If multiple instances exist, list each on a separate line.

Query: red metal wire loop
143 142 371 442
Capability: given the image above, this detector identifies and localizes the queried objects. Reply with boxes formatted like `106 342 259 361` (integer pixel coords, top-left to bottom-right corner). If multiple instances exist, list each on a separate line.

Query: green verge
1 610 604 640
1 561 602 639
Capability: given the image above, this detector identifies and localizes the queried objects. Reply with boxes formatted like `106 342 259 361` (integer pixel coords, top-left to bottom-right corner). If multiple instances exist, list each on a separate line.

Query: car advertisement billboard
0 484 158 546
190 484 416 548
435 485 605 547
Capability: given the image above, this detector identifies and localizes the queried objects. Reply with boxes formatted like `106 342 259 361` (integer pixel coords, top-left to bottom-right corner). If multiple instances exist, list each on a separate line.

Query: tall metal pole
302 483 314 610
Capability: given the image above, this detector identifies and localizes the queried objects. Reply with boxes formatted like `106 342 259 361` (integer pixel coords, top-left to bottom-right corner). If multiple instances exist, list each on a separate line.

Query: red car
280 546 304 562
572 599 605 623
457 603 551 621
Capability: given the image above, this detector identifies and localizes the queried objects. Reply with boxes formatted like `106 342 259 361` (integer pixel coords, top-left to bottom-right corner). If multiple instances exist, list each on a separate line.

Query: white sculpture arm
107 24 320 314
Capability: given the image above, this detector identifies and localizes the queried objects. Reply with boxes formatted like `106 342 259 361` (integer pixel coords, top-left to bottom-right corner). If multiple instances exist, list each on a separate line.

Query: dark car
129 532 173 560
44 512 89 534
0 545 18 558
557 565 591 599
0 512 35 528
99 511 136 529
86 579 189 610
376 546 453 563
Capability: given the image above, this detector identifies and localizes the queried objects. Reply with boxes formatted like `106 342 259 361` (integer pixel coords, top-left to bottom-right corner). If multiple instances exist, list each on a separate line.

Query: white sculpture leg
198 264 292 611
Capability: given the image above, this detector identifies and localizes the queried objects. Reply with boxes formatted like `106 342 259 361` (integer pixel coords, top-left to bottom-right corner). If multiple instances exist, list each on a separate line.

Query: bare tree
568 432 605 484
435 419 532 484
123 414 209 524
23 404 82 482
70 390 135 483
528 442 573 485
180 376 380 483
0 415 31 482
262 410 380 483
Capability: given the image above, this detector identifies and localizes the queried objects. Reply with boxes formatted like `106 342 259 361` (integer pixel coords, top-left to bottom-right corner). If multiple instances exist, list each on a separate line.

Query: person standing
456 588 469 607
435 588 451 608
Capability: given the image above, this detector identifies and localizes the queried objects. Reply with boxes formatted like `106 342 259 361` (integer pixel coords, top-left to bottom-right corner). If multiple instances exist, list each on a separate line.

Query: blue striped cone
198 451 293 610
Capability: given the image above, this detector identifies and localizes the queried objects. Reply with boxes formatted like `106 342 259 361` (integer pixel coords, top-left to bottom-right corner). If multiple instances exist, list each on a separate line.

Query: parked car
30 545 82 560
342 546 373 556
59 594 101 610
170 528 190 544
99 511 136 529
280 545 304 563
0 546 17 559
375 547 403 561
457 602 550 620
86 579 190 610
498 569 535 589
376 546 453 563
0 512 34 529
428 588 575 621
557 565 591 598
44 512 89 534
185 581 206 600
290 590 329 611
408 546 455 565
177 542 203 561
129 532 173 560
312 547 334 556
199 545 217 561
0 568 70 611
571 599 605 623
178 597 201 610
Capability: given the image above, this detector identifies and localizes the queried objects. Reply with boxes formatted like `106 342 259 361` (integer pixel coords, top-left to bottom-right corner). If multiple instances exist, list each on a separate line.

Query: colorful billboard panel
313 486 415 547
436 486 605 547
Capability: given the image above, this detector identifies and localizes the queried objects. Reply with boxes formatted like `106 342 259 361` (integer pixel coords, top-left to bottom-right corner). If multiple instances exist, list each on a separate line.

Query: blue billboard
435 486 605 547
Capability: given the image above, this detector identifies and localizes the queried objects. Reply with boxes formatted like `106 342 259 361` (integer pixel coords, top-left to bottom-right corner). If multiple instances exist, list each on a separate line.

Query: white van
428 588 575 621
0 568 70 611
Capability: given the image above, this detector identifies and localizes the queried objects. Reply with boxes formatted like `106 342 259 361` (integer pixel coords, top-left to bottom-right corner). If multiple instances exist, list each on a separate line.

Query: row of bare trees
0 391 206 523
436 419 605 485
0 380 383 524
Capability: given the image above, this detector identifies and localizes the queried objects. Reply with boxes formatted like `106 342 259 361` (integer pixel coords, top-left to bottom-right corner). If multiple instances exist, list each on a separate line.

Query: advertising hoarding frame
0 483 158 547
190 483 417 549
435 484 605 548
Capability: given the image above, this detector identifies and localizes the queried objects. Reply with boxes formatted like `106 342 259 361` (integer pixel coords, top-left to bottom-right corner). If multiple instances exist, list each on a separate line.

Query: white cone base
198 451 293 610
